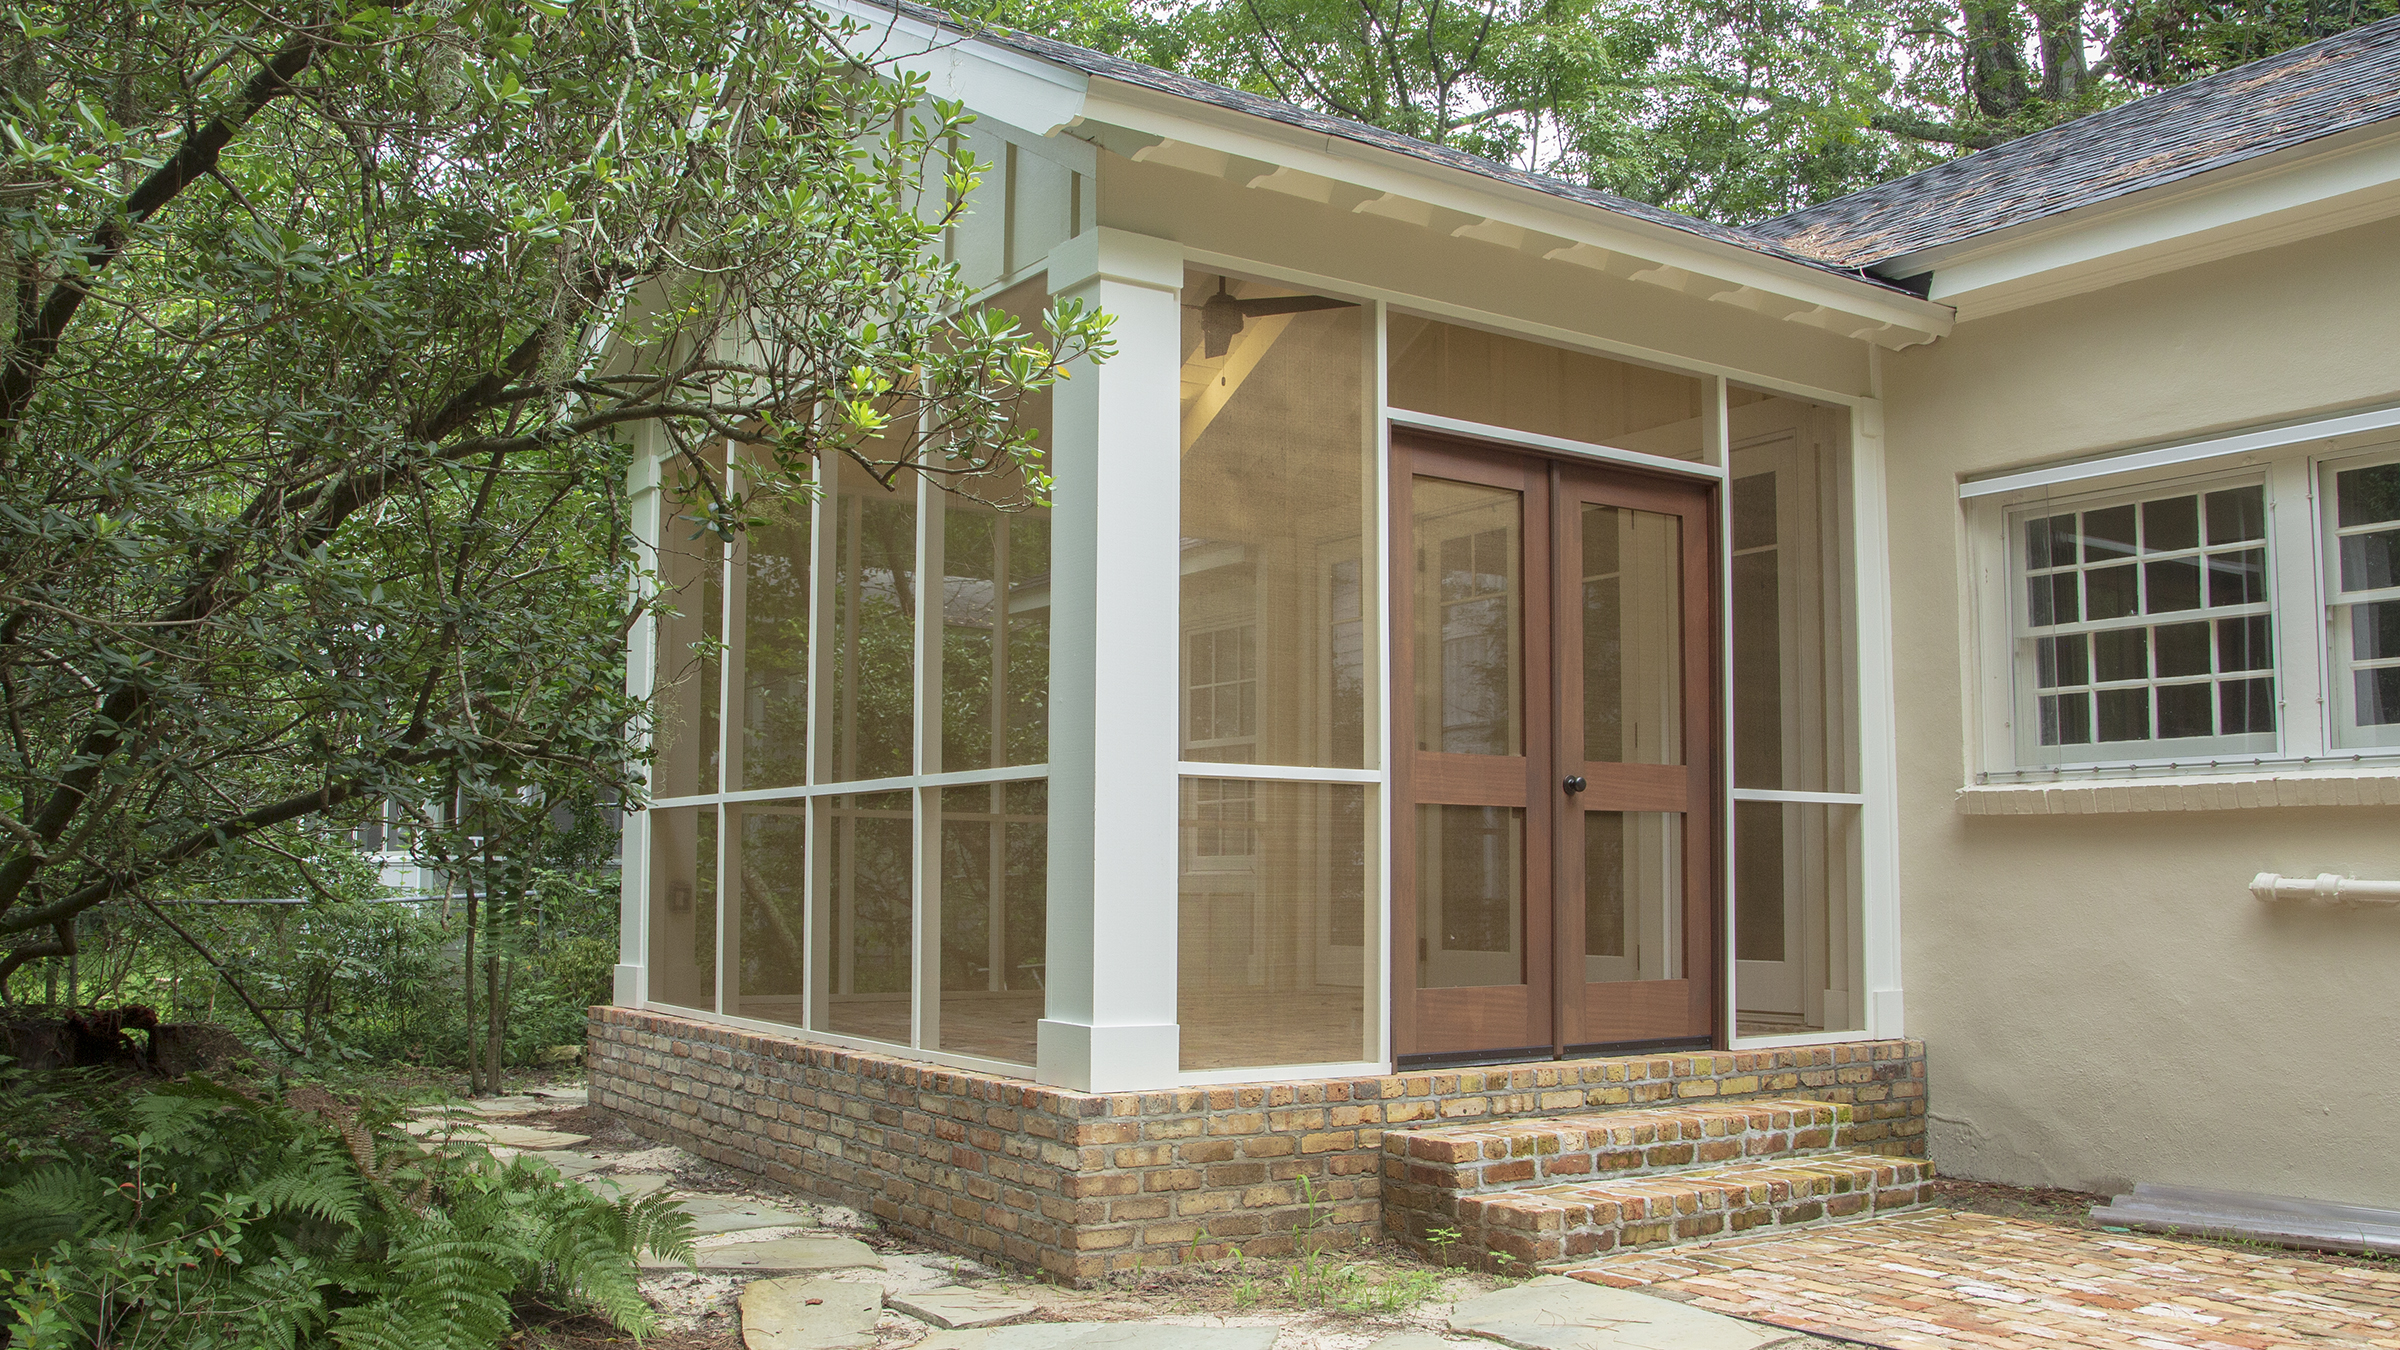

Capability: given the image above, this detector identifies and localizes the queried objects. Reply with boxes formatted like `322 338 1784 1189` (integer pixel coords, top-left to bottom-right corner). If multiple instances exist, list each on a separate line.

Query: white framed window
2009 474 2276 766
1182 777 1257 869
1969 426 2400 779
2323 451 2400 750
1183 624 1258 758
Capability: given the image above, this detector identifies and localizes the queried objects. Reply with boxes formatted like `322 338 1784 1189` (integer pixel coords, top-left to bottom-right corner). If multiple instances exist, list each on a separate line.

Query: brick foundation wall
586 1005 1927 1284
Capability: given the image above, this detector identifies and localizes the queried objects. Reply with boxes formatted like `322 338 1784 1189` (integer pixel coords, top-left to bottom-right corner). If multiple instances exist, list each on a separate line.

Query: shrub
0 1070 689 1348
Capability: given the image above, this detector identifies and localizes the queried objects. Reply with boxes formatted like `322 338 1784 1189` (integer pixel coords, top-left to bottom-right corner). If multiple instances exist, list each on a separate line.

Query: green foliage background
0 1068 692 1347
961 0 2400 222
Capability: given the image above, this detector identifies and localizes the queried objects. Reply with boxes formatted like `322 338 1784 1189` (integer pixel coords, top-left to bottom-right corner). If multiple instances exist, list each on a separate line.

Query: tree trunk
462 884 480 1094
484 943 504 1093
2034 0 2090 101
1962 0 2033 118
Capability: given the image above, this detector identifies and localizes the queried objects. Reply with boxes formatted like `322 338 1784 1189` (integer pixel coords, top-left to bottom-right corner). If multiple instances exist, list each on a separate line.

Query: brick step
1421 1150 1935 1270
1383 1098 1854 1209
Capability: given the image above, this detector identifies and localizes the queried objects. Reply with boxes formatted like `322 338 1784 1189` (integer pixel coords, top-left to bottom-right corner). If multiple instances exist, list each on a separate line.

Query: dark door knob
1562 775 1587 795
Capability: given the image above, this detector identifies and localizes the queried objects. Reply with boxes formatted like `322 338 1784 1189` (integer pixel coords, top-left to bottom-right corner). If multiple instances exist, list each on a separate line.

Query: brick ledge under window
1957 768 2400 815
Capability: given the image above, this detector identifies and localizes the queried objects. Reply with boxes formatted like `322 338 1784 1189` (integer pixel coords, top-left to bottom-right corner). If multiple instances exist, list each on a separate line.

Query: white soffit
1073 81 1953 349
1899 122 2400 321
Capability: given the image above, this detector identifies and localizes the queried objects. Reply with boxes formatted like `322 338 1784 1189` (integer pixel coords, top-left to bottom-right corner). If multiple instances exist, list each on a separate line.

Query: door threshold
1397 1035 1713 1070
1396 1046 1555 1070
1563 1035 1713 1057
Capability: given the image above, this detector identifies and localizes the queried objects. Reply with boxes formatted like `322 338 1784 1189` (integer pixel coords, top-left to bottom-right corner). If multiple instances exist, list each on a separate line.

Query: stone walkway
1565 1209 2400 1349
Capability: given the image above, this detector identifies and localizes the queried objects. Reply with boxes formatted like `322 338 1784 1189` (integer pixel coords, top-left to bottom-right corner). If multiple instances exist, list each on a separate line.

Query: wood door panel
1394 430 1718 1063
1556 459 1720 1055
1577 763 1690 812
1579 980 1701 1043
1413 986 1537 1055
1413 752 1530 807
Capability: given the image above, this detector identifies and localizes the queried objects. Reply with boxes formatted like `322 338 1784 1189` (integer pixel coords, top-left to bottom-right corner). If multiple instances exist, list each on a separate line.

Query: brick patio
1568 1209 2400 1348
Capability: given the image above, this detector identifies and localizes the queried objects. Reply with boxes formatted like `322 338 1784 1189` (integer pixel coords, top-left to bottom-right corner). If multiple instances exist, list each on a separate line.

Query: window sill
1957 768 2400 815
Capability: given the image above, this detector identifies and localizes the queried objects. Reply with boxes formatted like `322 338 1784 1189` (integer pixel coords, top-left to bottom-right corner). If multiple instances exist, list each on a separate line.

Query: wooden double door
1392 432 1718 1060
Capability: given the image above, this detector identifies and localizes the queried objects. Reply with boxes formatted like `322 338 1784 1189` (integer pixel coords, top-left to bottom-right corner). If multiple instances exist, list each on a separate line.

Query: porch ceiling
1065 87 1952 351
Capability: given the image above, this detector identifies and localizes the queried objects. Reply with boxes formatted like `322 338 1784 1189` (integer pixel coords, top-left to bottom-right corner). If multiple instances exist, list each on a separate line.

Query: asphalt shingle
1761 15 2400 268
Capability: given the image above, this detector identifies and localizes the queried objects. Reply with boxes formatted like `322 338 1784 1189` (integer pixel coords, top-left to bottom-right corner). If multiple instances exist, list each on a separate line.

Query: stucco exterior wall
1879 213 2400 1209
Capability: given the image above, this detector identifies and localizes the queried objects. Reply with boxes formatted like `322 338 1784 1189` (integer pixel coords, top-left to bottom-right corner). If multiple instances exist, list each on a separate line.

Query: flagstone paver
639 1236 885 1273
739 1277 885 1350
677 1194 815 1235
1451 1274 1805 1350
887 1287 1043 1330
580 1172 671 1200
913 1324 1280 1350
528 1148 606 1176
400 1117 590 1149
1562 1209 2400 1349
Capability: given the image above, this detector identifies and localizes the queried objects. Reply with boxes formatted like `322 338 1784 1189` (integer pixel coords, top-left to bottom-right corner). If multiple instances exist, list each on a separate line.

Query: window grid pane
2017 482 2275 758
2327 458 2400 745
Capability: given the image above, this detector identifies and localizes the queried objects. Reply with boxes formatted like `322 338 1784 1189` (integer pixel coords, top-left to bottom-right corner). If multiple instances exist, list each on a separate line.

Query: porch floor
1567 1207 2400 1348
727 989 1370 1072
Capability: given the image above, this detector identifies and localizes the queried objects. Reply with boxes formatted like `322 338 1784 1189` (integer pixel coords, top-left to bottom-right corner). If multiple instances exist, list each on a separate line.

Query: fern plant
0 1070 692 1349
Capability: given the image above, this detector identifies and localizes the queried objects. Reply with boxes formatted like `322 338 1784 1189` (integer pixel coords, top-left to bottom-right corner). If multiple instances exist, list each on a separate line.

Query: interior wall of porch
1093 151 1875 404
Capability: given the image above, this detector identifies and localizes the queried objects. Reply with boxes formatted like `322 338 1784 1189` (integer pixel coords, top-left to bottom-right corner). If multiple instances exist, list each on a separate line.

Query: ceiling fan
1193 277 1354 358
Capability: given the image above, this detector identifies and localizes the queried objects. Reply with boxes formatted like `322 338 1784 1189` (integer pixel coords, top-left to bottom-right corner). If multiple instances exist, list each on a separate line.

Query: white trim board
1388 409 1728 481
1176 243 1878 409
814 0 1090 139
1175 761 1381 784
1077 83 1951 348
1958 401 2400 500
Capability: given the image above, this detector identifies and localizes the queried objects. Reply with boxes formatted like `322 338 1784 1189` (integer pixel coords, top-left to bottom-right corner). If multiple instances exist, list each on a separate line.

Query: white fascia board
815 0 1091 137
1958 398 2400 500
1902 121 2400 317
1075 80 1954 344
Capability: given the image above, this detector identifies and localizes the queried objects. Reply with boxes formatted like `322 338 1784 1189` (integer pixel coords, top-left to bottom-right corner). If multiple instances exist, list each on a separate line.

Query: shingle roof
1759 15 2400 269
859 0 1903 290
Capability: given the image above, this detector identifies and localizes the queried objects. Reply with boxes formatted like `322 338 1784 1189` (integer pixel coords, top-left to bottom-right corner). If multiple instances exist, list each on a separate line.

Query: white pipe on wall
2250 872 2400 906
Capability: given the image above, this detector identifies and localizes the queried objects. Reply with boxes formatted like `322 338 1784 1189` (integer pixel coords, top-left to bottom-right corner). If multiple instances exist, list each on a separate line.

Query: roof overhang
821 0 1953 350
1876 118 2400 322
1069 80 1952 348
828 0 1091 140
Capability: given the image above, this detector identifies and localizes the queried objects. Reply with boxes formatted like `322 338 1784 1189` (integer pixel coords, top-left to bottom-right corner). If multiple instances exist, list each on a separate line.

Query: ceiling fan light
1199 291 1247 359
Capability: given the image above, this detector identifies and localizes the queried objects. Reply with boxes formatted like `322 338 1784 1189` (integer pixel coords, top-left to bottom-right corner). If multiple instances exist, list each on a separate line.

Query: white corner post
1039 228 1185 1092
617 424 666 1009
1852 379 1905 1039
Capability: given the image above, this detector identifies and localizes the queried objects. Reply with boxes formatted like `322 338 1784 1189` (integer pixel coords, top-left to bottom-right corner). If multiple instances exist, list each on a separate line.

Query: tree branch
133 893 306 1059
0 28 327 433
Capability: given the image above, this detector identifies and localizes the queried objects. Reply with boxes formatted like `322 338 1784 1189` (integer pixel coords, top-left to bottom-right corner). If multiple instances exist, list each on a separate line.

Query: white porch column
617 425 666 1008
1039 228 1184 1092
1852 390 1906 1038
